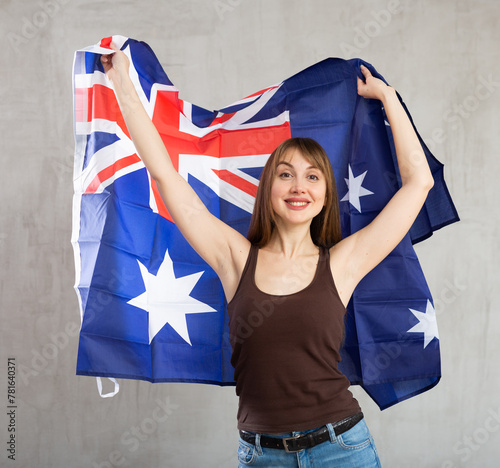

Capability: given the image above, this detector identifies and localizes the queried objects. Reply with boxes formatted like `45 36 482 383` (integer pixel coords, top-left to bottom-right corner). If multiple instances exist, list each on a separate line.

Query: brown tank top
228 245 361 433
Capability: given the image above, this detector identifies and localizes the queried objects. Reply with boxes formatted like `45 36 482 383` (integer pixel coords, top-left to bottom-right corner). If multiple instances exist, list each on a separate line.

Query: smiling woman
247 137 341 249
102 45 434 466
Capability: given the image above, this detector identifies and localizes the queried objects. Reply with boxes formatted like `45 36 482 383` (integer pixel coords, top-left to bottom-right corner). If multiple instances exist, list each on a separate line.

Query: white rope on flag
96 377 120 398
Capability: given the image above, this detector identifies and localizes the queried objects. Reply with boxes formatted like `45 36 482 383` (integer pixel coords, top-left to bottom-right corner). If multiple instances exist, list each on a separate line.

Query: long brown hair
247 137 341 248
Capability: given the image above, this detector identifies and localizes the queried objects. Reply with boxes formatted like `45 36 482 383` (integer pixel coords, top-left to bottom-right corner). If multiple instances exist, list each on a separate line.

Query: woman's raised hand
100 43 130 85
357 64 393 102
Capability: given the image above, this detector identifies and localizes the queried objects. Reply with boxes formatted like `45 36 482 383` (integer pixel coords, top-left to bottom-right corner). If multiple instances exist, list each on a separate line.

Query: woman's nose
290 180 306 193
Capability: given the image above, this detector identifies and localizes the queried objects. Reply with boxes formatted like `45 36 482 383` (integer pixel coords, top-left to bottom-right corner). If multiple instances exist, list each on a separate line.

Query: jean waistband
239 412 364 453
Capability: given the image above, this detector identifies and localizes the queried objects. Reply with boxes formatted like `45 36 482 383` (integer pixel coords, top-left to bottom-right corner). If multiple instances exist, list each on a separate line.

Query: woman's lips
284 198 310 210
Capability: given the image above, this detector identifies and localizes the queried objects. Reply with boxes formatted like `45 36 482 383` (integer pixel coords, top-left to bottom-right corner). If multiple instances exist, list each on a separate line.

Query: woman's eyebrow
277 161 318 170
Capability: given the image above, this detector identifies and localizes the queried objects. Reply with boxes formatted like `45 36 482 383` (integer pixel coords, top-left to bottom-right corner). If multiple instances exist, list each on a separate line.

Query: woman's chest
254 253 321 296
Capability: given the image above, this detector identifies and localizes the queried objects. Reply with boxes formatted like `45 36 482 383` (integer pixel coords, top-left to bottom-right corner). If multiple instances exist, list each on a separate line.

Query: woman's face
270 148 327 228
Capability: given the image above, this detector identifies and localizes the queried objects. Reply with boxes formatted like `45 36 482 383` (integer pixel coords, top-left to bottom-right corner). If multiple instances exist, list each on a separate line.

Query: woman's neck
265 225 318 258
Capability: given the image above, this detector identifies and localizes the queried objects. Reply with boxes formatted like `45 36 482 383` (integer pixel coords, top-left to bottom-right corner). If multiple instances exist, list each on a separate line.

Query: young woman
101 45 433 467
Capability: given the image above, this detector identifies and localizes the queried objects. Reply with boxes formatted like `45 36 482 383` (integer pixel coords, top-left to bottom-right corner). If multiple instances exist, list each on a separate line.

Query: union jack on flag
72 36 459 408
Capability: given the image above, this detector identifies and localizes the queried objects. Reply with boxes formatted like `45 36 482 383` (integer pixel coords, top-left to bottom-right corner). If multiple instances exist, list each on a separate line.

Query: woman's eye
279 172 292 178
308 174 319 181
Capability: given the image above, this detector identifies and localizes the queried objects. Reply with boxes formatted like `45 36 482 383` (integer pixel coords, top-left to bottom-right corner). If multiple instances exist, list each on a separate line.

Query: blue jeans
237 419 381 467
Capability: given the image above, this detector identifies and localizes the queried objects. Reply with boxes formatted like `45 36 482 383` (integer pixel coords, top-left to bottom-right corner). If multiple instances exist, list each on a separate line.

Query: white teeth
288 201 308 206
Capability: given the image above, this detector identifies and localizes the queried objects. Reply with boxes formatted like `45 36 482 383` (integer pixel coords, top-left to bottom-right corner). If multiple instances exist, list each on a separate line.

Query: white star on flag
128 250 217 345
407 300 439 349
340 165 374 213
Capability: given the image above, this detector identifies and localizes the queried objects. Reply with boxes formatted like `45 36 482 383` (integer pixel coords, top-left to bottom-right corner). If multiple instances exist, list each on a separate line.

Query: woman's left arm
332 65 434 294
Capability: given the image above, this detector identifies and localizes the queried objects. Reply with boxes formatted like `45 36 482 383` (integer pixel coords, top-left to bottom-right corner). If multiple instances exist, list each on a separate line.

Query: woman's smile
284 197 311 209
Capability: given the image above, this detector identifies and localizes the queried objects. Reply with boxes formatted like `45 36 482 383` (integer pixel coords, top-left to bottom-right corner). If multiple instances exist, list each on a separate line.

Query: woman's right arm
101 46 250 300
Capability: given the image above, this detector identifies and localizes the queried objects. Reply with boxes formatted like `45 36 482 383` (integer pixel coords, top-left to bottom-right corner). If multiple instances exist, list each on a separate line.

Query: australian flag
72 35 459 409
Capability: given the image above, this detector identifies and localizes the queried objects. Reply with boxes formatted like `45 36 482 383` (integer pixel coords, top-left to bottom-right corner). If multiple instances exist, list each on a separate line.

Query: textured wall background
0 0 498 466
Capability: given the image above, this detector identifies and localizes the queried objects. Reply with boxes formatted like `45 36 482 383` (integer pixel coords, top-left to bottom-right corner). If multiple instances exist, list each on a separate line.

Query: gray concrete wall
0 0 498 466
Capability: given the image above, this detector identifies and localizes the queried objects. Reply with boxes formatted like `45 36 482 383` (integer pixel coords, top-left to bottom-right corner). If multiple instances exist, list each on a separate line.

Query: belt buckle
282 434 303 453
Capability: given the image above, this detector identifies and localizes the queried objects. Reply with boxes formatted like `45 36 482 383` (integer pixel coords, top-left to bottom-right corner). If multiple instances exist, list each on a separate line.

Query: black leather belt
239 412 363 453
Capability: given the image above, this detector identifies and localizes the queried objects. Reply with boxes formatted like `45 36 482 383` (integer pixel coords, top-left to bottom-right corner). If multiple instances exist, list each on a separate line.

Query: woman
101 45 433 467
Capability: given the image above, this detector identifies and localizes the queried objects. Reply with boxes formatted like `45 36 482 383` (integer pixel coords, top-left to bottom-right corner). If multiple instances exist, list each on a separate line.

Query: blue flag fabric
72 36 459 409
